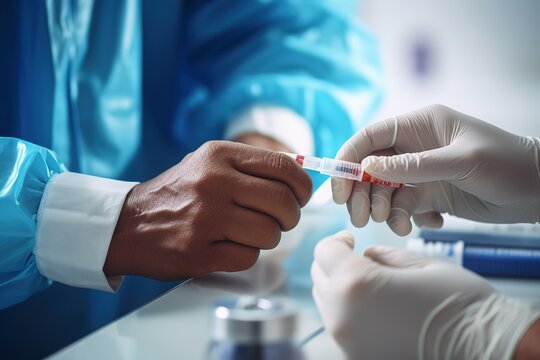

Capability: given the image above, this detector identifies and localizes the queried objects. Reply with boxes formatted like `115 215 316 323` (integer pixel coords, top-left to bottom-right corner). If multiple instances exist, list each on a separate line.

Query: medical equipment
285 153 408 188
408 235 540 279
208 297 303 360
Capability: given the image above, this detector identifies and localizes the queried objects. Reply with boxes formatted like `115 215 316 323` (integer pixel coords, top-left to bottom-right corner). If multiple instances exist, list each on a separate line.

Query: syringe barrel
319 158 362 181
300 155 322 171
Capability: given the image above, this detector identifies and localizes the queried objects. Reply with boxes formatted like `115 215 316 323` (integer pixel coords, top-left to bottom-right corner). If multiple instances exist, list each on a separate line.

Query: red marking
363 171 405 189
295 155 305 166
352 167 359 176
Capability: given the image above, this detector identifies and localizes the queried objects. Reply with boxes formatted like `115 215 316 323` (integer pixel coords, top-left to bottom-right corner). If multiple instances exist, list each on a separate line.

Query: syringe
285 153 409 189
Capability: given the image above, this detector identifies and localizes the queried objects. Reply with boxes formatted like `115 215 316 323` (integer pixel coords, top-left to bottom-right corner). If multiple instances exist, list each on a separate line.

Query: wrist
224 105 314 155
104 185 141 277
36 172 136 291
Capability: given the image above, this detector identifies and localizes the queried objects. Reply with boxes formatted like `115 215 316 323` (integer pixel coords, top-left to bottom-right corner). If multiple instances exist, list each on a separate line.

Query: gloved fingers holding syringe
284 149 409 227
329 104 540 235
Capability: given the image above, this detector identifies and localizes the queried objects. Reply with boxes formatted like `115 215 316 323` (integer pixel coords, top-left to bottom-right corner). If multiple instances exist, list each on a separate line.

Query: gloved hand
104 141 312 279
311 232 540 360
332 104 540 235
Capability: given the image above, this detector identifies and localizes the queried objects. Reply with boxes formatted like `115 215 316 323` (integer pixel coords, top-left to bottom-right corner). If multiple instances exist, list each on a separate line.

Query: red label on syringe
361 171 405 189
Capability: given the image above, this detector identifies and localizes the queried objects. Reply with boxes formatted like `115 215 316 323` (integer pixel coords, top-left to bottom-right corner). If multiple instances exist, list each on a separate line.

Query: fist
105 141 312 279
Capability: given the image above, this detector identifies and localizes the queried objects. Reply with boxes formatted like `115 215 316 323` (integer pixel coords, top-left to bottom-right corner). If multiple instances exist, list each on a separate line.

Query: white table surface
49 181 540 359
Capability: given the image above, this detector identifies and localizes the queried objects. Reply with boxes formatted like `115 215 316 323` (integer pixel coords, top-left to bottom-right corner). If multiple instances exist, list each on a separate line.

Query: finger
332 141 359 204
364 246 431 268
233 175 300 231
347 181 371 228
224 206 281 250
413 211 444 228
314 231 355 276
209 241 261 273
386 187 422 236
339 117 400 161
370 184 394 223
361 146 464 184
229 145 313 207
332 118 402 205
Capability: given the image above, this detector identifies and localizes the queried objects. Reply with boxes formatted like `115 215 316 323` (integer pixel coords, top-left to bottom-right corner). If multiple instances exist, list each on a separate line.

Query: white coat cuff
224 105 315 155
35 172 138 292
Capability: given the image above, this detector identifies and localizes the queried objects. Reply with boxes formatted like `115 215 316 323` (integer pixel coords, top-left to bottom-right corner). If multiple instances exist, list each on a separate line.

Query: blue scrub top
0 0 382 357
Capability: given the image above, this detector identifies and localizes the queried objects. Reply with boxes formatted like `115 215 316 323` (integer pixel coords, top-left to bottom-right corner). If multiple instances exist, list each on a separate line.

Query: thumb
364 246 431 268
362 146 464 184
314 231 355 276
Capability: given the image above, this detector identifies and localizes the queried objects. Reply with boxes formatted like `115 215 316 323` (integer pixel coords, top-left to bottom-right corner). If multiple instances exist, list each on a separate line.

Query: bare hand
104 141 312 279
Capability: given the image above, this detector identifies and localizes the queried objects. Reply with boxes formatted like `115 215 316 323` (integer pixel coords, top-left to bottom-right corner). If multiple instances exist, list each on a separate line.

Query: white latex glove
311 232 540 360
331 104 540 236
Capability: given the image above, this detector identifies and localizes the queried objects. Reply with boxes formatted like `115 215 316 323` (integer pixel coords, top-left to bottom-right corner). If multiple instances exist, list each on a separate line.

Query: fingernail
331 183 346 205
387 215 412 236
370 195 389 222
331 179 343 194
351 197 369 228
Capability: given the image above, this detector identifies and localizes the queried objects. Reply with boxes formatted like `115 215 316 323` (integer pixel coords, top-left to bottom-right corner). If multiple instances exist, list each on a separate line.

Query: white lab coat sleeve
224 105 315 155
34 172 138 292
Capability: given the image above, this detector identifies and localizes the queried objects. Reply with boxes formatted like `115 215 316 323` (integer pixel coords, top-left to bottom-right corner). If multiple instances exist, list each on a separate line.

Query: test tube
288 153 406 189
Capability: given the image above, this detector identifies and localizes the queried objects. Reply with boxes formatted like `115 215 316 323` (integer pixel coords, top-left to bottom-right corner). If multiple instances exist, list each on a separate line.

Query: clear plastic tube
286 153 407 189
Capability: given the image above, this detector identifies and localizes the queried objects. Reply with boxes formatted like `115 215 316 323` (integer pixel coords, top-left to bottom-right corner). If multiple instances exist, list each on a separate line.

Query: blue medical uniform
0 0 382 357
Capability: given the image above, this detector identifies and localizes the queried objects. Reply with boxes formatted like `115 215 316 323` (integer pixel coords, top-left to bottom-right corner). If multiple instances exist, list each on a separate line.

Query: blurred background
360 0 540 136
357 0 540 246
1 1 539 358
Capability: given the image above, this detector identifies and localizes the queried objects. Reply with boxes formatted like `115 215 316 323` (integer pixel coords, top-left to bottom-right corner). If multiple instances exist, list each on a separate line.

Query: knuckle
269 185 300 229
282 207 301 231
259 222 281 249
200 140 219 154
270 183 295 208
270 230 282 249
336 142 353 160
265 151 293 173
427 103 449 113
251 215 282 249
235 249 260 271
200 140 230 159
298 176 313 207
424 104 452 120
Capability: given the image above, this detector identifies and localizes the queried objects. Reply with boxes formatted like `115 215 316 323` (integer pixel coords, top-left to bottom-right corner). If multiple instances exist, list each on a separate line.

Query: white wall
359 0 540 136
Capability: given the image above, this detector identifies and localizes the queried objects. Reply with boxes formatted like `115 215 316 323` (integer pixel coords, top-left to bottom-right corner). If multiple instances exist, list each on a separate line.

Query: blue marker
407 238 540 279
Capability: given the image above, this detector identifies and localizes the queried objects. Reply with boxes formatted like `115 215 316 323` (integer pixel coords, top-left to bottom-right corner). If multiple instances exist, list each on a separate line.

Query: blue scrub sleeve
0 137 64 309
175 0 383 186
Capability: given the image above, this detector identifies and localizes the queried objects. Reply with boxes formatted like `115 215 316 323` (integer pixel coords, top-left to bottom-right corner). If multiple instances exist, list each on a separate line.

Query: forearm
514 319 540 360
225 105 312 153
